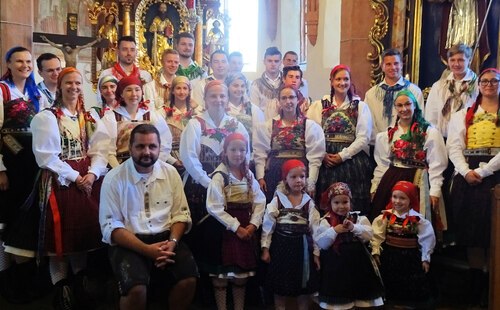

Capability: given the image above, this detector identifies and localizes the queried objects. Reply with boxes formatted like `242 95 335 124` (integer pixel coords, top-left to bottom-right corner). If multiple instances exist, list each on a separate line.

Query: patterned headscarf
320 182 352 210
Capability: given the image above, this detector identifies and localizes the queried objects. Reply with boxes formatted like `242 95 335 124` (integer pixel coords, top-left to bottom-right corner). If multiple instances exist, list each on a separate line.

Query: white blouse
252 116 326 189
446 107 500 178
31 107 110 186
307 95 372 160
371 124 447 197
371 208 436 262
101 105 174 167
206 164 266 232
179 111 249 188
314 213 373 250
261 190 320 255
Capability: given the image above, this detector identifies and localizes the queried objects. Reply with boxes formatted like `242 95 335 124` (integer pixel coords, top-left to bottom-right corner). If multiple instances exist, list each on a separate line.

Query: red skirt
44 158 103 254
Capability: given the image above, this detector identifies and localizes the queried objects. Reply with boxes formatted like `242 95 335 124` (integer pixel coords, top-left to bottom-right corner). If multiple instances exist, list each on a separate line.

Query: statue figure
98 13 118 69
149 3 175 67
40 35 101 68
206 19 225 55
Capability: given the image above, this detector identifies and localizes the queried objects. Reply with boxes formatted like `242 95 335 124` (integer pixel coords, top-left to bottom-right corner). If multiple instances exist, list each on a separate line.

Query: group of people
0 28 498 310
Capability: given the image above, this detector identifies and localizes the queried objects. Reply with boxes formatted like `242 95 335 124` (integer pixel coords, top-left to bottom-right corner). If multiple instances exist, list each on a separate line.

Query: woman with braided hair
31 67 110 309
447 68 500 307
370 90 447 222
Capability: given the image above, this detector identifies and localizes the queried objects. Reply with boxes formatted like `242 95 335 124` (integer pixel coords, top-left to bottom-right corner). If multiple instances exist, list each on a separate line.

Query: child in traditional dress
206 133 266 310
371 181 436 308
261 159 320 310
315 182 384 309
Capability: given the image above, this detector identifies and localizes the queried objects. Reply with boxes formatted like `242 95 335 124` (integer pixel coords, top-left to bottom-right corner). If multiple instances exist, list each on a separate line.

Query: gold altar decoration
367 0 389 86
135 0 190 77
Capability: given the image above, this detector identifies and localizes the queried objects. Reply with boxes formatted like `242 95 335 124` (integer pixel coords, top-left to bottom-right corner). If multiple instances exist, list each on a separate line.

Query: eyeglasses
479 79 499 86
394 102 413 110
279 95 297 101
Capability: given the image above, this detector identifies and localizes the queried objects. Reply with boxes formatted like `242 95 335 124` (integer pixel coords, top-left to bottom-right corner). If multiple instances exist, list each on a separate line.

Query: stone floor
0 246 490 310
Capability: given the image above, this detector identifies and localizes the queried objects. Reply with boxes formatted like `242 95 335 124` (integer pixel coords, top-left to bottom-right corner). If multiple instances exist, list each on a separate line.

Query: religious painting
135 0 190 75
201 5 228 67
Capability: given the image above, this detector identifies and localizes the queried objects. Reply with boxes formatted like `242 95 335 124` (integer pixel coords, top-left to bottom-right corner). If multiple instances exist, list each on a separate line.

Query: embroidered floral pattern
164 106 194 127
391 123 427 163
201 118 239 143
5 98 36 128
321 99 358 135
383 211 420 234
271 117 306 150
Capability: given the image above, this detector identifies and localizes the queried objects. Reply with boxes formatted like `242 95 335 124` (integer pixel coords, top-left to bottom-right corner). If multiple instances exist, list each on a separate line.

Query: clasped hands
76 173 96 196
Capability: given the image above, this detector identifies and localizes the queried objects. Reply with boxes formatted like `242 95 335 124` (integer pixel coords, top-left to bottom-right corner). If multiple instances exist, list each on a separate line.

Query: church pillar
339 0 375 95
0 0 34 75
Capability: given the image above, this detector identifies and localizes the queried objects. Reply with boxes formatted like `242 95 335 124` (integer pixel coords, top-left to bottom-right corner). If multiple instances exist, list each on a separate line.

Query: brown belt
386 234 418 248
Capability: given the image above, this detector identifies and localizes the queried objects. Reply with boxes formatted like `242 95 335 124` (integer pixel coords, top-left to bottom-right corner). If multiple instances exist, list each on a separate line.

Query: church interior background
1 0 500 309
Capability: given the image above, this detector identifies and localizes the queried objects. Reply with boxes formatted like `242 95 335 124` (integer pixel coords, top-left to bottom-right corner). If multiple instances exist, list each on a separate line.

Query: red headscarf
223 132 247 151
116 75 143 106
281 159 306 180
387 181 419 212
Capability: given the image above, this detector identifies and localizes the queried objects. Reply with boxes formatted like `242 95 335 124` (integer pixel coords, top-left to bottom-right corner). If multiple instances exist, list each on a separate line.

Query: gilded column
120 0 133 36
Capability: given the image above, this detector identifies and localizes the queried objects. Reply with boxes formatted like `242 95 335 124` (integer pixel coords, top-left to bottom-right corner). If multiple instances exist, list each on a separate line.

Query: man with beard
174 32 205 81
99 124 197 310
99 36 153 84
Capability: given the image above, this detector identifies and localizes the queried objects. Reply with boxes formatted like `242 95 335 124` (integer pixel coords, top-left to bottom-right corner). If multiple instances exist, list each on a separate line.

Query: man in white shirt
99 36 153 83
100 124 197 310
191 50 229 107
282 50 309 99
425 43 478 138
250 47 283 112
36 53 61 105
143 49 180 110
364 48 424 144
175 32 206 81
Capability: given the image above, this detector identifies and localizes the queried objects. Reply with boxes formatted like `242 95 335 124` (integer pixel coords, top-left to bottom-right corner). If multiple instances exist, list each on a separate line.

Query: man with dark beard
99 124 197 310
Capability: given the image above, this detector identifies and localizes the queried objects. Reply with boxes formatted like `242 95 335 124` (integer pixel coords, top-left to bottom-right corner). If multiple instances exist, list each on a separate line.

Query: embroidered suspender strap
143 111 151 121
49 189 63 257
196 116 207 132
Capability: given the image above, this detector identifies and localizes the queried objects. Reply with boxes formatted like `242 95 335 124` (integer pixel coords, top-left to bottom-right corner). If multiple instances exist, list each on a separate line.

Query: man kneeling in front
100 124 197 310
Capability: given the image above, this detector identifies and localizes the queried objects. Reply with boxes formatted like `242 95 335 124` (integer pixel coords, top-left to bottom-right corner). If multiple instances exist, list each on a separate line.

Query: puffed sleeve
191 79 205 110
446 110 469 176
351 215 374 242
142 81 159 110
179 118 211 187
99 169 126 245
31 111 80 186
338 101 372 161
150 110 176 164
261 196 279 249
305 119 326 189
252 119 272 180
370 214 387 256
425 126 447 197
206 169 241 232
87 117 110 178
417 217 436 262
371 132 391 193
100 110 120 168
249 172 266 228
307 199 321 256
423 81 441 129
306 99 323 126
314 217 337 250
264 98 279 121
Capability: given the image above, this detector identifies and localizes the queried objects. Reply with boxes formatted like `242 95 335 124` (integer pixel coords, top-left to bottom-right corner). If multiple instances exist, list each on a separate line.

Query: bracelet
168 238 178 246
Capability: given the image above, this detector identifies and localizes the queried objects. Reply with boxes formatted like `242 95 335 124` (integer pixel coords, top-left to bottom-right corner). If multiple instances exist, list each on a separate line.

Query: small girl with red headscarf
314 182 384 309
205 133 266 310
371 181 436 308
261 159 320 310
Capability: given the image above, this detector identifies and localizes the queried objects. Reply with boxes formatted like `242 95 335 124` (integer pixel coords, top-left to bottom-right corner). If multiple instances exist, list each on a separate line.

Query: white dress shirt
315 213 373 250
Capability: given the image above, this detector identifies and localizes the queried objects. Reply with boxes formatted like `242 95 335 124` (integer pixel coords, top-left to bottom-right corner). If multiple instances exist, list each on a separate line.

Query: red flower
394 139 410 149
415 150 426 161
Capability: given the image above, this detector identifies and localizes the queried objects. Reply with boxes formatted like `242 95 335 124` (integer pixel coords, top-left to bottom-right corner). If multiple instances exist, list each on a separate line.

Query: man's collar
129 159 166 184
